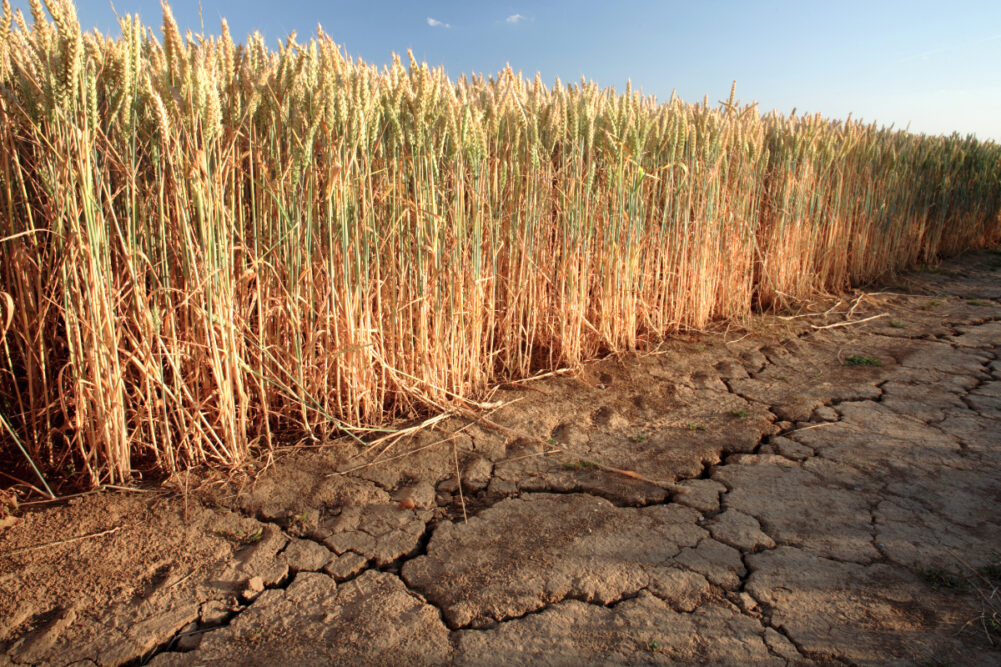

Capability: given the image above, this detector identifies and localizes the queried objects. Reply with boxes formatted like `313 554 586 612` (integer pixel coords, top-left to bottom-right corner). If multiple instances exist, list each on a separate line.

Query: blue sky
12 1 1001 140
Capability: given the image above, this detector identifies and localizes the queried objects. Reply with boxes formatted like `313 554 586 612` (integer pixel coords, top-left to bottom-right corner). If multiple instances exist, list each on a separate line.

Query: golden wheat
1 0 999 491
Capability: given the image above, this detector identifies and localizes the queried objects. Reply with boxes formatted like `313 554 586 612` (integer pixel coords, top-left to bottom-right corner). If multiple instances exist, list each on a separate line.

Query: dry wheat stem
0 0 999 487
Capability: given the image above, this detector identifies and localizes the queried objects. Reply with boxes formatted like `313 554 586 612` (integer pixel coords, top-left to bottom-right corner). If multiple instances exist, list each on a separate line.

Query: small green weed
967 299 987 306
843 355 882 367
729 408 749 419
920 299 944 310
687 423 707 432
888 320 905 328
564 459 596 471
646 640 661 652
630 434 648 443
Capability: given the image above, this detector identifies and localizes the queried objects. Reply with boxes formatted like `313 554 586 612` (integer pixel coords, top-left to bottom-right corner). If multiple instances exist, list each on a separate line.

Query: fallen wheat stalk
2 527 122 557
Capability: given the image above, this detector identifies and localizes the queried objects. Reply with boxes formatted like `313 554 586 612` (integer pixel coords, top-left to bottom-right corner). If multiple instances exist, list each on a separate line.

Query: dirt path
3 250 1001 666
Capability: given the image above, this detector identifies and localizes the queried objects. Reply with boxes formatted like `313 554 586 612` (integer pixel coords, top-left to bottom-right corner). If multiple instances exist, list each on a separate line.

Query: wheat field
1 0 999 492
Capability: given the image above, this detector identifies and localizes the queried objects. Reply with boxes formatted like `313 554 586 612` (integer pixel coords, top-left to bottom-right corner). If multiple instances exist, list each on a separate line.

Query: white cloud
506 14 527 24
427 17 451 28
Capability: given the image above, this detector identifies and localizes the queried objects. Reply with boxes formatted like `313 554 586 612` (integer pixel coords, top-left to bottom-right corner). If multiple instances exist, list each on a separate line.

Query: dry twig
810 313 888 330
2 527 122 557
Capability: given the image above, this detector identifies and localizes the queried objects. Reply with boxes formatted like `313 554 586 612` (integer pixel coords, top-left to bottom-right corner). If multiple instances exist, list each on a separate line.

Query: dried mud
3 249 1001 665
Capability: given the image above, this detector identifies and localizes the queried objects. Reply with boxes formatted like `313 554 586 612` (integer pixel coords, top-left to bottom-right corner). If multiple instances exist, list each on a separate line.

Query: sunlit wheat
1 0 999 488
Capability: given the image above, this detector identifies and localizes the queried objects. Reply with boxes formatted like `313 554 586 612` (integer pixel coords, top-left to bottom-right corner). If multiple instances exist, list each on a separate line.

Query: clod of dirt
714 458 881 563
968 380 1001 418
873 498 998 569
323 552 368 581
198 601 233 627
100 604 202 664
673 479 726 512
231 525 288 586
674 538 746 589
897 340 993 377
393 481 436 510
763 627 803 662
5 606 77 664
646 569 711 612
350 430 477 493
401 493 705 628
230 457 390 521
241 576 265 602
937 410 1001 464
727 332 901 421
283 538 334 573
175 629 202 651
746 546 993 664
707 510 776 552
759 436 814 461
316 503 432 566
812 405 839 421
881 380 967 423
490 460 670 506
452 594 781 666
715 359 750 380
462 456 493 491
151 571 452 666
793 401 968 483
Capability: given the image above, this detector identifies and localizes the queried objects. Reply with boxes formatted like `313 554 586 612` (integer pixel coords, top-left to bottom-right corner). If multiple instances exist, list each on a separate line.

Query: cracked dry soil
3 249 1001 666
